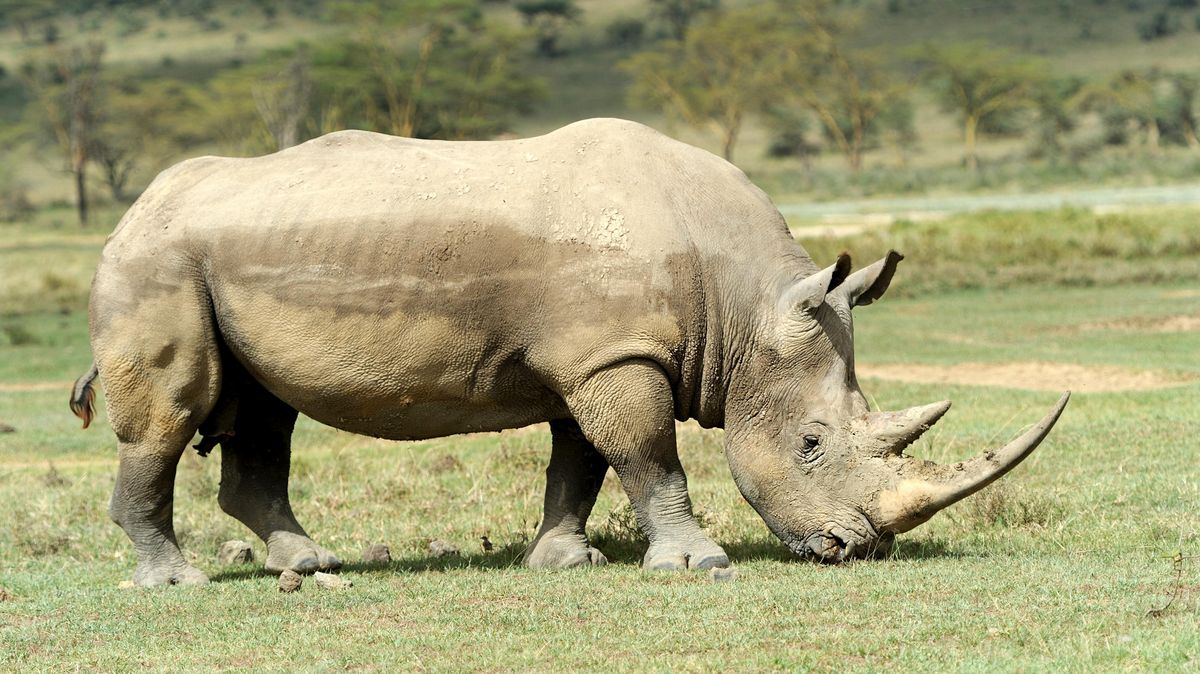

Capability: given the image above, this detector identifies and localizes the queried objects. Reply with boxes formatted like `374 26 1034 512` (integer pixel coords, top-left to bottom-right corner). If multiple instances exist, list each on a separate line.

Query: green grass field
1 207 1197 671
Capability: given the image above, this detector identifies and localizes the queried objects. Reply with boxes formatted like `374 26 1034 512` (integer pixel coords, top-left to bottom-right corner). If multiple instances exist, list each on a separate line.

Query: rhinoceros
70 118 1068 586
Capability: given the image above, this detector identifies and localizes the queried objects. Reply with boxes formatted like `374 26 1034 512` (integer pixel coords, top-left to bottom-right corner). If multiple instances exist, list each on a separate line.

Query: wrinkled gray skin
71 119 1068 586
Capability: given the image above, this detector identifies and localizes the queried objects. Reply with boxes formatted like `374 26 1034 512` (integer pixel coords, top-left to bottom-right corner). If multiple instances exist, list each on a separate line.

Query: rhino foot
524 533 608 569
130 561 210 587
264 531 342 575
644 538 729 571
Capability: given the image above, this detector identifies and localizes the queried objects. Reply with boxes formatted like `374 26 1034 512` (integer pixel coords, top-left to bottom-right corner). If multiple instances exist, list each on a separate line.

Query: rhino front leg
216 378 340 575
566 360 729 571
524 419 610 569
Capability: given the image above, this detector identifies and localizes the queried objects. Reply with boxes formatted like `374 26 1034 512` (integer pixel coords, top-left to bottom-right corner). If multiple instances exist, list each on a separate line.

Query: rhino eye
802 435 821 450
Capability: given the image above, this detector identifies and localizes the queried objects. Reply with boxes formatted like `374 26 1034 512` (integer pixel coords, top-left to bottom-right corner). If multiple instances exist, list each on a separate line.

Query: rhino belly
208 268 566 440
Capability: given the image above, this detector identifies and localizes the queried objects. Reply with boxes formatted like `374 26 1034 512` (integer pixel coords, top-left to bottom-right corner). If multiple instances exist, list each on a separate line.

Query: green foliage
913 42 1048 170
1027 76 1087 159
798 207 1200 294
1075 68 1200 150
0 163 34 222
1138 9 1181 40
648 0 720 40
86 77 206 199
622 5 783 161
515 0 582 57
604 16 645 48
326 0 544 139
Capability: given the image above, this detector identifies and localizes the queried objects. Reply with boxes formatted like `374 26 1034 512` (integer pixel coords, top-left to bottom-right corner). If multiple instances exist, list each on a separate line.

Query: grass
797 206 1200 295
0 207 1197 670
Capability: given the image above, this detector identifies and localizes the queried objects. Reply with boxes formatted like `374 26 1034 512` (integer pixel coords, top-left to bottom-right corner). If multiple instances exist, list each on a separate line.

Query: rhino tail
69 362 99 429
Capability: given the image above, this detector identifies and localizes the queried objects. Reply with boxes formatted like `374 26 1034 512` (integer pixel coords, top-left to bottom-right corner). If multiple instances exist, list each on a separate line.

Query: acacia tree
1077 69 1160 150
90 78 201 201
328 0 541 139
648 0 719 40
515 0 581 57
775 4 910 175
19 41 105 225
622 6 778 162
252 51 314 150
1027 76 1085 160
915 42 1046 171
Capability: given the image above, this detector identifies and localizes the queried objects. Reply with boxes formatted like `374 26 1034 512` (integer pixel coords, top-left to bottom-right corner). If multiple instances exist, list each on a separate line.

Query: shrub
1138 10 1180 40
605 17 645 47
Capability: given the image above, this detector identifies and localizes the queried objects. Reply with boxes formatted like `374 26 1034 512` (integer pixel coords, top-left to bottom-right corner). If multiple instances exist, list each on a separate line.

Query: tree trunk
964 115 979 173
721 123 739 163
74 161 88 226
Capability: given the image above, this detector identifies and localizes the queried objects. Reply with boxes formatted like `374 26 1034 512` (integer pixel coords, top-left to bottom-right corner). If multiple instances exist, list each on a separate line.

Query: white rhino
70 118 1068 586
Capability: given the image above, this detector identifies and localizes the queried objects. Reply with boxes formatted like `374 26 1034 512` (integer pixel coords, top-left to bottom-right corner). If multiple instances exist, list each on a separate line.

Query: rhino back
98 119 788 438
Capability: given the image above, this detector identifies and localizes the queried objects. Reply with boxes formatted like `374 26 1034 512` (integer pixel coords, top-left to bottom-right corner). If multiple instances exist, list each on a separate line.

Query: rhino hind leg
95 287 222 587
566 360 729 571
215 365 341 575
524 419 610 569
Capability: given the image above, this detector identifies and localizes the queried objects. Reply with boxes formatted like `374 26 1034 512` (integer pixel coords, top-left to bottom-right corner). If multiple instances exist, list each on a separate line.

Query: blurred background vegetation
1 0 1199 228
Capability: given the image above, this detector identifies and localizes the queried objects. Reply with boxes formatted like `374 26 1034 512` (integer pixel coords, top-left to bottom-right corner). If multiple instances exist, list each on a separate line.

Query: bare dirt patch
1081 314 1200 333
857 361 1199 393
0 381 70 392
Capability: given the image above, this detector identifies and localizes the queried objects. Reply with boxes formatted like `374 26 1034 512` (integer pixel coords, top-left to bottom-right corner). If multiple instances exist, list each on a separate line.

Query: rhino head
724 251 1069 562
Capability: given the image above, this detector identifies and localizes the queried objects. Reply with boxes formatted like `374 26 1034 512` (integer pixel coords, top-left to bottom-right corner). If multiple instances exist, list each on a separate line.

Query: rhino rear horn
838 250 903 307
781 254 852 312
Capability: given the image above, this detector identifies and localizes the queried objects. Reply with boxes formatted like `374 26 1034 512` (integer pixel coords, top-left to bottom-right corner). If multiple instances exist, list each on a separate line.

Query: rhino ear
838 250 903 307
781 254 852 313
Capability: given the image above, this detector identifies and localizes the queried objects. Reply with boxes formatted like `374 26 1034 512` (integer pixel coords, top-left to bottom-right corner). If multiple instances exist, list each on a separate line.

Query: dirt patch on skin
1081 314 1200 333
857 361 1199 393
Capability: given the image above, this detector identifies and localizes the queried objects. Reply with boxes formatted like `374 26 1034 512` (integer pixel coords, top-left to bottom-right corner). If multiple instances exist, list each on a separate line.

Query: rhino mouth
758 508 891 564
797 529 896 563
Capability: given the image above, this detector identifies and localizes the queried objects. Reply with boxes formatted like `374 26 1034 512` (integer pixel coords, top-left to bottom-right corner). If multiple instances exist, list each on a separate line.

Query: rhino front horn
874 392 1071 533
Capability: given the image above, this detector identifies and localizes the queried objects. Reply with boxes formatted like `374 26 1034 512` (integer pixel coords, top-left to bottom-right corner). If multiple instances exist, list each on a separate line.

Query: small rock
312 571 352 590
278 569 302 593
428 539 459 557
118 580 136 590
709 567 739 583
218 540 254 565
0 586 13 601
362 543 392 564
0 423 15 433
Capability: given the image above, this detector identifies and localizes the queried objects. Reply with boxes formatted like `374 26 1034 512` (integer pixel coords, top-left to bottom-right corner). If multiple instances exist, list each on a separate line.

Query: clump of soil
278 569 302 593
218 540 254 565
429 539 459 557
312 572 352 590
362 543 392 564
857 361 1199 393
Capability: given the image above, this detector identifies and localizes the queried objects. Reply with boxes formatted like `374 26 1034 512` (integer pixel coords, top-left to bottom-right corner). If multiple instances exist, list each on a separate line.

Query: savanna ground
0 205 1197 671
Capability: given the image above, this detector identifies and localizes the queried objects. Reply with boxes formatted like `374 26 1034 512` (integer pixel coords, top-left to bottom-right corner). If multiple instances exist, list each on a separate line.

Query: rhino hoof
131 562 210 587
643 541 730 571
264 532 342 575
525 534 608 569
